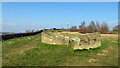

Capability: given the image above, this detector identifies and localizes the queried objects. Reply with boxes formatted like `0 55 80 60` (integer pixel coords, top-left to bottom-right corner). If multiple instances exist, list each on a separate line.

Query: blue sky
2 2 118 33
1 0 119 2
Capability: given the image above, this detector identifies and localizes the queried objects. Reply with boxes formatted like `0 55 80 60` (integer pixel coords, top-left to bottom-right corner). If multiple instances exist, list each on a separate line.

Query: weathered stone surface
41 32 101 50
71 32 101 50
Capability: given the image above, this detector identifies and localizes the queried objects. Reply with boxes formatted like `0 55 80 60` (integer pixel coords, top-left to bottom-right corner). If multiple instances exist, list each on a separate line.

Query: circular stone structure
41 31 101 50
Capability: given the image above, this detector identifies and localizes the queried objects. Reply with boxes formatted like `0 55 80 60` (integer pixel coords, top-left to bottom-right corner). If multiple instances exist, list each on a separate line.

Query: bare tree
113 25 120 33
100 22 109 34
79 21 86 33
69 26 78 32
86 21 96 33
96 21 101 32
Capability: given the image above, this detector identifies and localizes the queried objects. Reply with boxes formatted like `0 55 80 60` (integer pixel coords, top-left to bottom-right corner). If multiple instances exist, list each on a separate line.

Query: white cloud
107 20 118 24
1 0 119 2
106 20 118 30
3 23 17 26
0 18 2 32
0 22 1 24
2 22 52 32
112 20 118 24
25 23 48 26
0 18 2 24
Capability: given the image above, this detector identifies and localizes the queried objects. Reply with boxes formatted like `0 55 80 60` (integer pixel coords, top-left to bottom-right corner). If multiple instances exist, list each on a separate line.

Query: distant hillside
0 32 15 35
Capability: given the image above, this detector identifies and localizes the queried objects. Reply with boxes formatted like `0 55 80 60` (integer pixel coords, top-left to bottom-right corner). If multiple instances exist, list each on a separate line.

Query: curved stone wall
41 32 101 50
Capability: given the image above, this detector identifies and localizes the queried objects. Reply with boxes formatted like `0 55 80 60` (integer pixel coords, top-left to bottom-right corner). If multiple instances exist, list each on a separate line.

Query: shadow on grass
73 46 101 53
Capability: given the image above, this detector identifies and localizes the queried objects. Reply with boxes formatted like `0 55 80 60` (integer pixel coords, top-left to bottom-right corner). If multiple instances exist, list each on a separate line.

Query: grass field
2 33 118 66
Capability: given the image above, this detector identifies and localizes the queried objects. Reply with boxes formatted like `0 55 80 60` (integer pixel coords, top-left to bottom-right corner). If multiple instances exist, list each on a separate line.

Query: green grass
2 34 118 66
